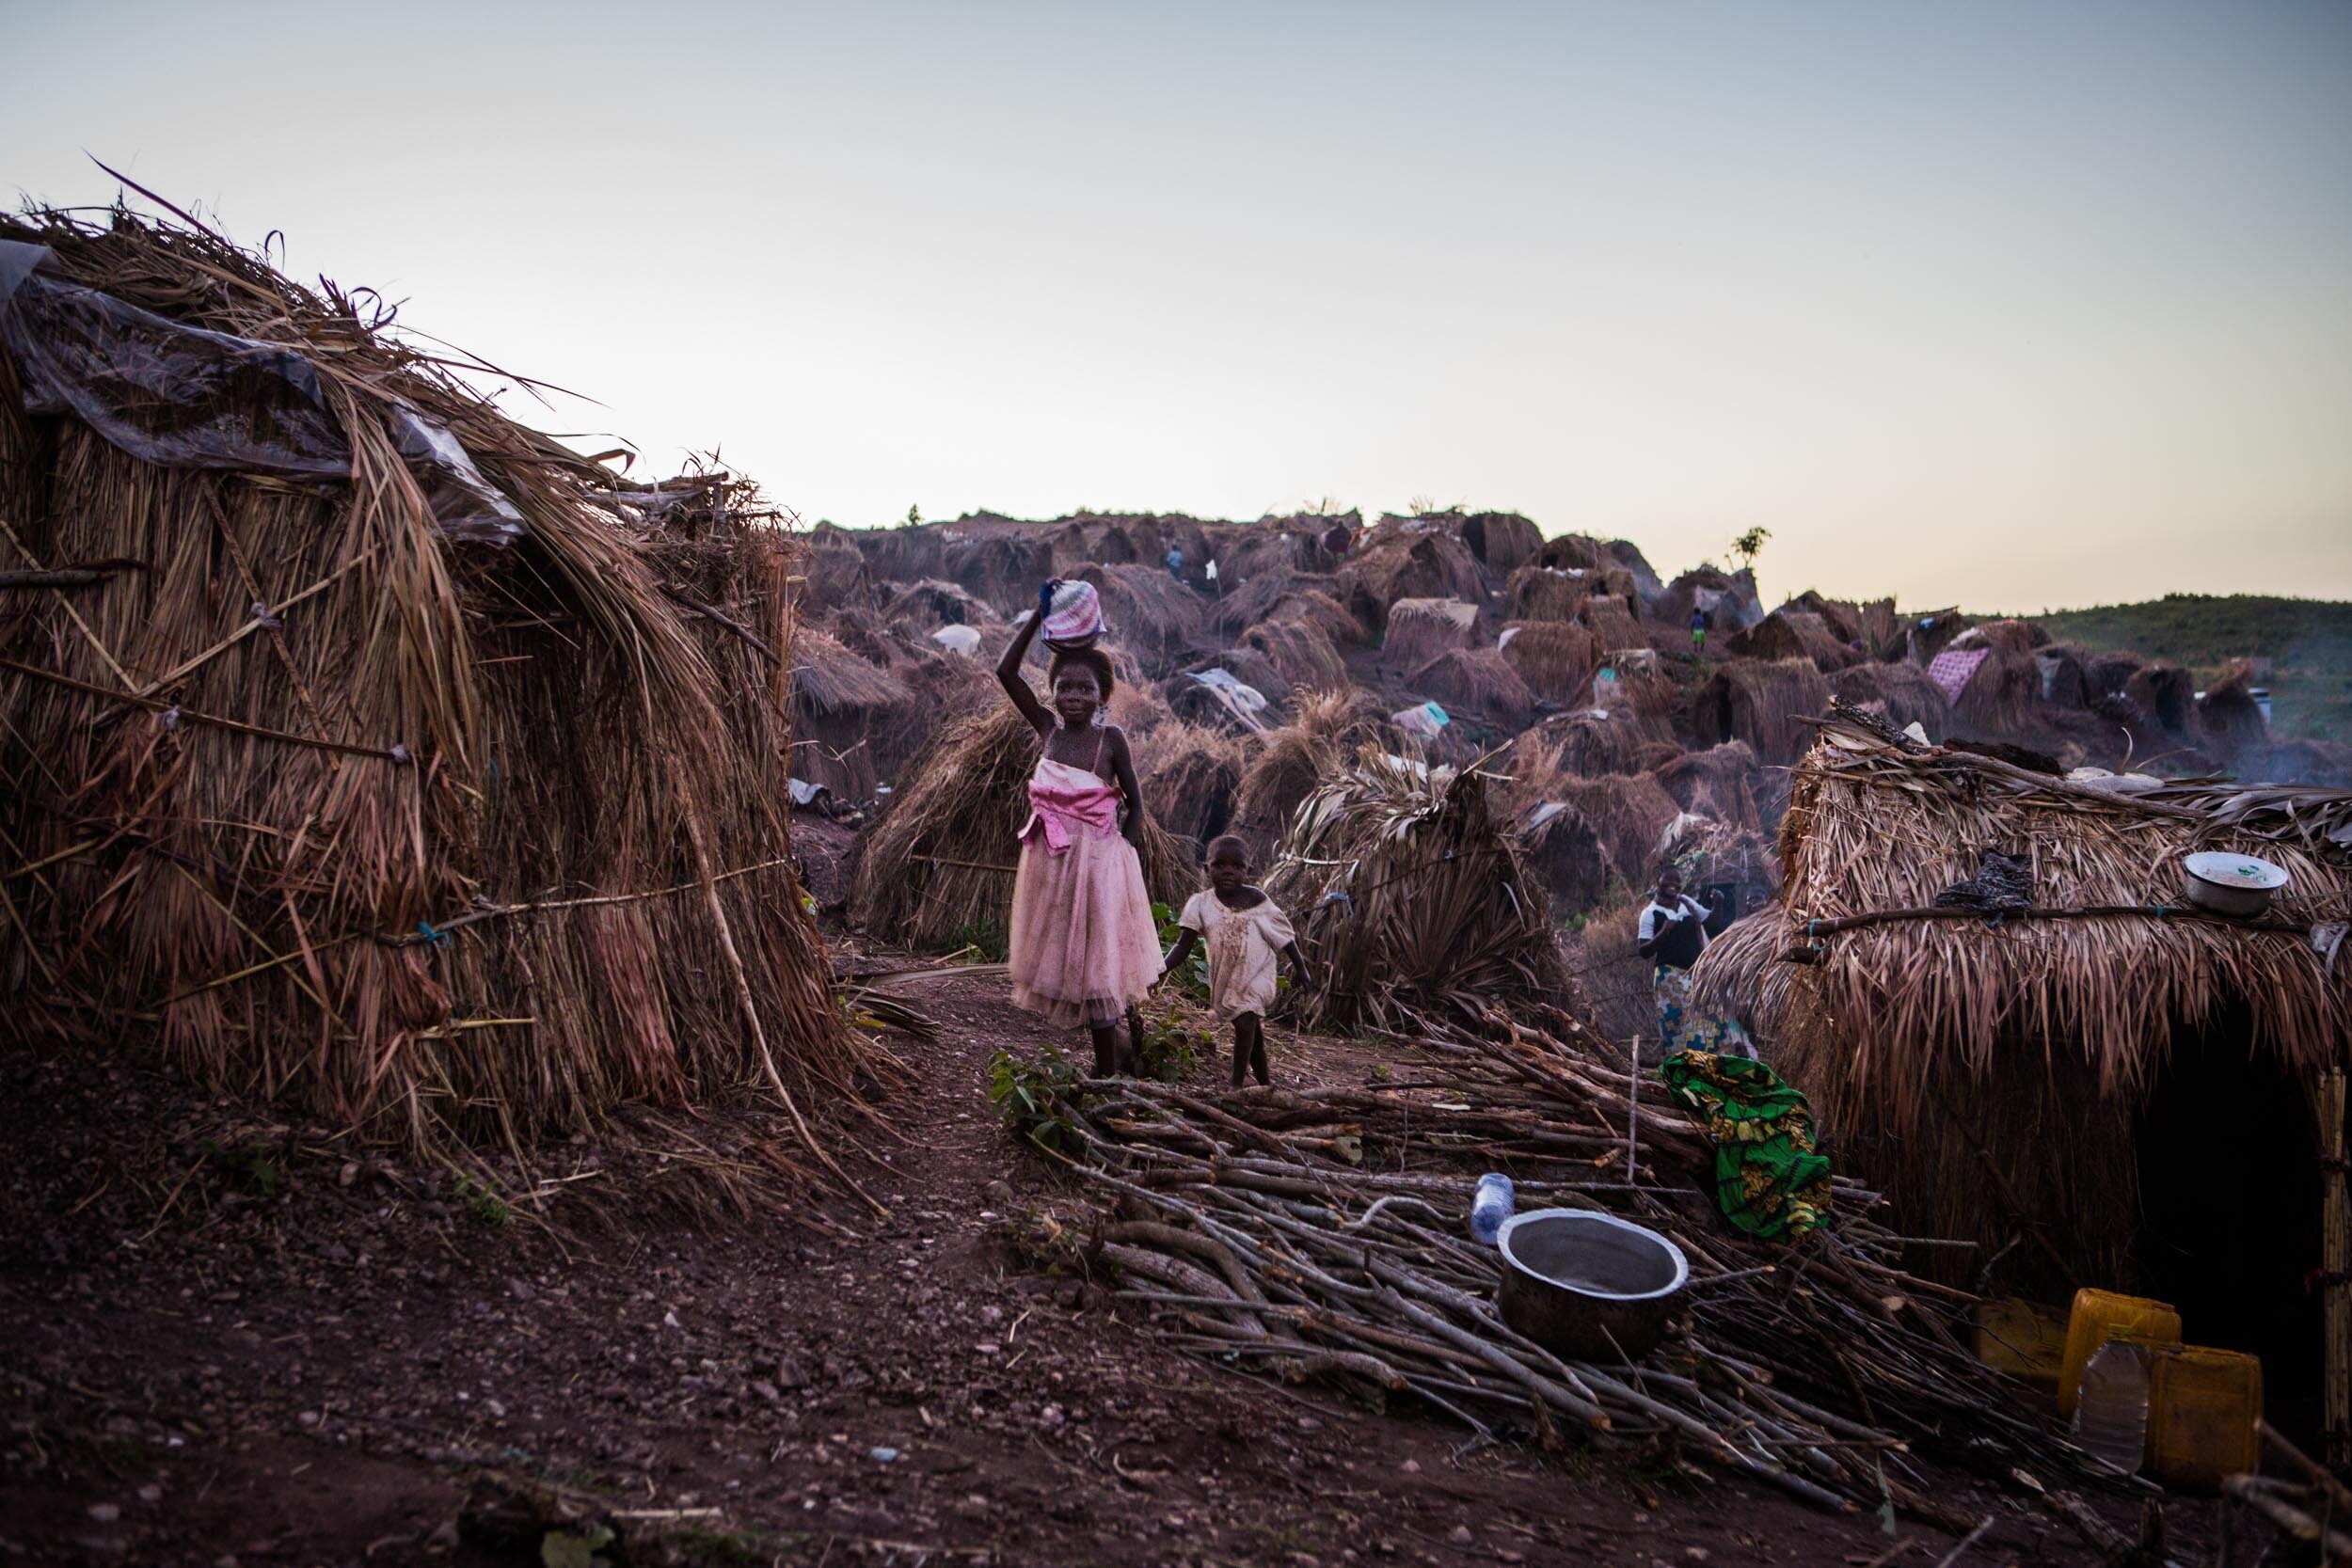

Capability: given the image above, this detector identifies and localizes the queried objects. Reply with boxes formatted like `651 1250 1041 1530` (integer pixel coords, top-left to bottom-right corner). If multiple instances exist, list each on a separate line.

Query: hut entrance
2134 1014 2329 1446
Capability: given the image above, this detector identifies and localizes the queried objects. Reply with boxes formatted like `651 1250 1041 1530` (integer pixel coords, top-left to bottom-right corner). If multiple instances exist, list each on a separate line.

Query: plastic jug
2146 1345 2262 1490
2058 1289 2181 1416
2070 1336 2151 1474
1973 1297 2067 1393
1470 1173 1515 1245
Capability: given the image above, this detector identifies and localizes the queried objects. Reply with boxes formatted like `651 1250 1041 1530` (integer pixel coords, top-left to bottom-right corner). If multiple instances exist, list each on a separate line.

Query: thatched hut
1504 563 1597 624
1379 596 1479 672
1337 530 1486 638
1499 620 1600 706
1692 719 2351 1442
0 203 864 1155
874 650 996 780
852 705 1194 954
1830 660 1950 742
882 577 997 634
1694 658 1831 767
1945 644 2046 741
2198 660 2272 764
1266 748 1572 1032
2126 662 2197 734
1139 721 1254 853
1078 562 1203 675
1658 565 1760 634
1231 690 1382 855
1577 594 1645 651
799 524 873 611
1407 648 1535 732
1654 740 1766 833
1457 511 1544 575
1205 567 1359 644
1723 609 1862 673
1238 616 1348 693
1516 710 1645 780
791 630 912 800
1903 609 1970 662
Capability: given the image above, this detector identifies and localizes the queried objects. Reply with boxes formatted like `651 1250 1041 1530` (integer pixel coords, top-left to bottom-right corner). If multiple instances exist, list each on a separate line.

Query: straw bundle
1266 749 1570 1032
1378 597 1478 672
1078 562 1203 673
851 705 1193 952
1500 621 1599 705
1406 648 1534 730
1692 717 2352 1294
1829 661 1949 742
0 202 864 1156
1238 615 1348 692
1139 721 1253 851
1231 689 1383 854
1723 610 1860 673
1695 658 1832 767
1654 740 1766 832
2198 660 2271 762
1518 711 1644 779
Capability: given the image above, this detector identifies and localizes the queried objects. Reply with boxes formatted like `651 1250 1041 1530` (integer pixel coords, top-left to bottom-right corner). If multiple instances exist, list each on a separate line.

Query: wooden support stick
2321 1068 2349 1469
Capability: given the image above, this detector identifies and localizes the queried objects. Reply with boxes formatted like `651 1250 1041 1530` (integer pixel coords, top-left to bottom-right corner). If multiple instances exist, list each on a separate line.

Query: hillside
2000 594 2352 741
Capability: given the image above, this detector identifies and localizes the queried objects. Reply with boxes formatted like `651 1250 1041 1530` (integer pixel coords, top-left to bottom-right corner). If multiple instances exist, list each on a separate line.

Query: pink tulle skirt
1008 826 1161 1031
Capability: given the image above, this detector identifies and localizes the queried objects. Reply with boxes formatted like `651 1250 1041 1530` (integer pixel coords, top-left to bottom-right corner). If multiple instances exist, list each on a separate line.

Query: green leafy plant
453 1172 513 1227
952 914 1009 964
986 1048 1084 1157
540 1523 615 1568
1150 902 1209 998
1136 1006 1212 1083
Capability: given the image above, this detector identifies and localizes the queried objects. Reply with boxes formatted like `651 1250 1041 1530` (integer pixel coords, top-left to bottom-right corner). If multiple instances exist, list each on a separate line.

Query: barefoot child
997 583 1161 1076
1158 836 1311 1087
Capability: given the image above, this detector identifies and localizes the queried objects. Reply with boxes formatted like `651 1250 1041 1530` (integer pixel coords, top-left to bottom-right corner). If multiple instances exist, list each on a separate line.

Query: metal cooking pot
2182 851 2290 919
1495 1210 1689 1360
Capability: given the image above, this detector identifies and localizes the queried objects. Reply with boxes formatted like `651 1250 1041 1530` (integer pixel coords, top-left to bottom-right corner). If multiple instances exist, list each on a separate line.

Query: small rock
508 1278 534 1301
338 1161 358 1187
751 1380 781 1404
1447 1525 1472 1545
296 1411 320 1428
136 1485 162 1503
1684 1551 1710 1563
1039 1403 1065 1428
88 1503 121 1523
1398 1459 1420 1474
870 1447 899 1463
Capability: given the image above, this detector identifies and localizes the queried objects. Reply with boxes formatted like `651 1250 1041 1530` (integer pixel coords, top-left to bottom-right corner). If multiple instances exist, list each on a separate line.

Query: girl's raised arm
996 584 1054 733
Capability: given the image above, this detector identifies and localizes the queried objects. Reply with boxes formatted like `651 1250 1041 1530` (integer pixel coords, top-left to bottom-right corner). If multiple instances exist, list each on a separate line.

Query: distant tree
906 503 923 527
1729 526 1771 573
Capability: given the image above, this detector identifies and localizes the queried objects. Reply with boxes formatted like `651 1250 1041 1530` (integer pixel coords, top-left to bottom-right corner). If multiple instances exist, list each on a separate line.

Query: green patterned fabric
1659 1051 1832 1241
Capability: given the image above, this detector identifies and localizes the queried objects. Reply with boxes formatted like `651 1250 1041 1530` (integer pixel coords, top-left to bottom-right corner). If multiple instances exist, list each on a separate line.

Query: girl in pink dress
996 586 1162 1075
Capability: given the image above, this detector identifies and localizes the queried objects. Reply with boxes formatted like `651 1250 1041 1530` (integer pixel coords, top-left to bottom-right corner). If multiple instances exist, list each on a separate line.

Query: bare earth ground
3 965 2201 1568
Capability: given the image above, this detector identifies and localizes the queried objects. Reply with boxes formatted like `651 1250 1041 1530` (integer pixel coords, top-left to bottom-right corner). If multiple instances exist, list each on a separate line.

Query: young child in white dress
1157 836 1311 1087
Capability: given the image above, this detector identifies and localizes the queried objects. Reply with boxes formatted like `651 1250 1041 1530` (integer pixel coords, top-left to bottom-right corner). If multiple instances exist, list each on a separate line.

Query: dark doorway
2135 1019 2330 1448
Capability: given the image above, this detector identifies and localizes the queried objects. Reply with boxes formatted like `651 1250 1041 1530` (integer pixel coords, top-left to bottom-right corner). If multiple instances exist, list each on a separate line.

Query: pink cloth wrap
1020 772 1122 854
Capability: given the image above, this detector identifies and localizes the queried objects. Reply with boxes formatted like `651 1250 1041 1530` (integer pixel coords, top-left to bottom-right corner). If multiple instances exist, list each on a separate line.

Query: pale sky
5 0 2348 610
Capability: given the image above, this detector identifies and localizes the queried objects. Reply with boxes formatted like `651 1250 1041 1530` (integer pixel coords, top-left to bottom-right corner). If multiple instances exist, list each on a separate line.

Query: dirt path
4 969 2148 1566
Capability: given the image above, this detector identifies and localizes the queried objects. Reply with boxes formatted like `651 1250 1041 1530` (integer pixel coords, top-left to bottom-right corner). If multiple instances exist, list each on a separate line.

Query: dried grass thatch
1504 564 1594 624
1205 568 1359 643
1237 616 1347 692
1947 646 2044 741
791 629 913 799
943 528 1056 615
1829 661 1950 743
851 704 1192 952
1517 710 1644 780
1577 594 1645 652
1691 716 2352 1298
1549 771 1683 890
882 577 997 633
1078 562 1203 674
1658 566 1760 633
1695 657 1831 767
1457 511 1543 574
1337 531 1487 637
1378 596 1478 672
800 526 872 611
1499 620 1599 706
874 651 996 780
0 201 867 1160
2197 660 2272 763
1956 617 2050 657
1654 741 1766 832
1724 610 1861 672
1406 647 1534 731
2125 662 2196 734
1230 690 1384 854
1139 721 1254 852
1266 749 1571 1032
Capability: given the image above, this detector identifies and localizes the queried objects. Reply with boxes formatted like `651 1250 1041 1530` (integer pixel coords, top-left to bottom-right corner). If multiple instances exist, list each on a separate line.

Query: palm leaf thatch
0 201 866 1157
1690 719 2352 1297
1695 657 1831 767
1378 597 1478 673
1499 620 1599 705
1406 647 1534 731
1265 748 1570 1032
1231 689 1385 854
1829 661 1950 743
851 705 1193 952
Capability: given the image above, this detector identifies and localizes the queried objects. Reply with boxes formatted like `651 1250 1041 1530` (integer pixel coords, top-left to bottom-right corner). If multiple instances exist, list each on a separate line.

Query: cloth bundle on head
1041 578 1104 648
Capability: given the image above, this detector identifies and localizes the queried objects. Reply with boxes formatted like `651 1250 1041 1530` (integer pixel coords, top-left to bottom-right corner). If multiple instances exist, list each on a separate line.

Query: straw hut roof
1379 596 1479 673
0 201 865 1156
941 527 1058 616
1503 563 1595 624
1653 740 1767 833
1723 609 1862 672
1407 647 1535 732
1139 721 1255 853
790 630 914 800
1266 747 1572 1032
1658 565 1761 633
1077 562 1203 674
1205 568 1359 643
1237 616 1348 694
1694 657 1830 767
1456 511 1544 575
1499 620 1600 706
1515 710 1645 780
1692 716 2352 1320
1231 689 1384 855
1337 529 1486 638
1576 594 1645 652
882 577 997 632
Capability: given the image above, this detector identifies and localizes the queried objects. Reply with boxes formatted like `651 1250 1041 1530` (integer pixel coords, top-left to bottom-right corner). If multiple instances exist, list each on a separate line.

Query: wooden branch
0 568 114 588
662 587 781 665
